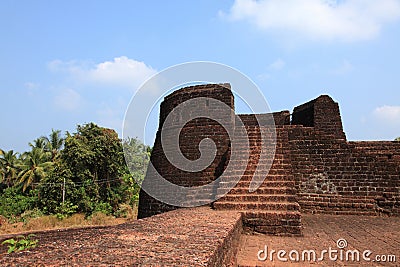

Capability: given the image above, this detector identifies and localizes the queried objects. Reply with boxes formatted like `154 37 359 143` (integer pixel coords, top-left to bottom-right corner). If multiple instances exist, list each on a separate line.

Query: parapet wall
288 95 399 215
289 127 400 215
0 207 243 266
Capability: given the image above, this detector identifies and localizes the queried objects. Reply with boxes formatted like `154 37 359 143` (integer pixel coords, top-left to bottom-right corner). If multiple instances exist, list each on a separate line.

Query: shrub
92 202 112 216
20 208 44 224
55 201 78 219
0 187 38 220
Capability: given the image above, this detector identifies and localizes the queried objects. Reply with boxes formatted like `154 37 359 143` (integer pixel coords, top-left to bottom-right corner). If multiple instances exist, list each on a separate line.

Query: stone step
241 210 302 236
218 194 297 203
242 170 291 175
220 172 294 180
217 186 296 195
213 201 300 211
221 174 295 182
225 161 292 168
241 209 301 219
218 180 295 189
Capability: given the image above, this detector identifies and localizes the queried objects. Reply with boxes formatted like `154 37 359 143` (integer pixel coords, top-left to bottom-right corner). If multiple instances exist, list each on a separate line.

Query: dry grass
0 205 138 236
89 212 117 226
24 215 60 231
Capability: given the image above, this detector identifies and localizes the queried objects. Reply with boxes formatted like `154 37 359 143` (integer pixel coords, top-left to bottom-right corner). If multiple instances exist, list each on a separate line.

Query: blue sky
1 0 400 152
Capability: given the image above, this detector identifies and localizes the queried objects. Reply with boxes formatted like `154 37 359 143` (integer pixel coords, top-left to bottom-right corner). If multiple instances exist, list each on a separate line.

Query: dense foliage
0 123 150 220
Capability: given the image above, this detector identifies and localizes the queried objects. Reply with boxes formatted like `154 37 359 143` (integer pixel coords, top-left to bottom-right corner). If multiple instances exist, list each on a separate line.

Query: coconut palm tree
43 129 64 161
18 148 53 192
0 149 3 183
29 137 48 150
0 149 20 187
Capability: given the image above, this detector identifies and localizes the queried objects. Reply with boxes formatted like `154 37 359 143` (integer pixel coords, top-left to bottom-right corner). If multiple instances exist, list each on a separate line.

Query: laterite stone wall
138 83 234 219
138 84 400 221
289 96 400 216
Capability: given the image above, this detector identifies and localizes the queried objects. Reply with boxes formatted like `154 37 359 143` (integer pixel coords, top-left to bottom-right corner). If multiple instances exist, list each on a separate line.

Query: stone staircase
213 125 302 236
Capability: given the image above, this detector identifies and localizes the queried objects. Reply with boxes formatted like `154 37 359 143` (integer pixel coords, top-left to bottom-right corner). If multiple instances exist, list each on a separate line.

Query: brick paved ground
0 207 242 266
237 214 400 267
1 209 399 266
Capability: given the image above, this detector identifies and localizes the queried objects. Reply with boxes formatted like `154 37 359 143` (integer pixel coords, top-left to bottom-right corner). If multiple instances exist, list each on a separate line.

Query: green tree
123 137 150 186
18 148 53 192
395 137 400 141
0 149 20 188
37 161 75 214
40 123 128 215
0 149 3 185
122 138 151 204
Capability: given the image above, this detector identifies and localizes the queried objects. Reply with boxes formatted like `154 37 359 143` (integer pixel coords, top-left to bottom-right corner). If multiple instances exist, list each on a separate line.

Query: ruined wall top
160 84 346 141
292 95 346 140
159 83 234 129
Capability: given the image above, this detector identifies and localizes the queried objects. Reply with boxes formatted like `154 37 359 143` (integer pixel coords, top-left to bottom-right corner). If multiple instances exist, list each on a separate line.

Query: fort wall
138 83 400 234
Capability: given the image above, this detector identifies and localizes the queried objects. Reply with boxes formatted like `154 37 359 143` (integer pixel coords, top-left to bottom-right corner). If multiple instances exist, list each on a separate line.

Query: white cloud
257 58 285 81
53 89 82 111
257 73 271 81
268 58 285 70
331 59 353 75
86 56 157 89
48 56 157 90
373 105 400 121
223 0 400 42
24 82 40 96
24 82 39 89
